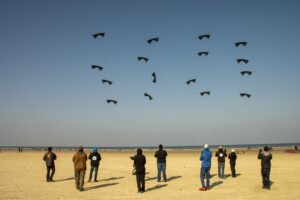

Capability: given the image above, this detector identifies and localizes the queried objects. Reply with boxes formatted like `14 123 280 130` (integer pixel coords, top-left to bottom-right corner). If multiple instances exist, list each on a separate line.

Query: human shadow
167 176 182 182
210 174 216 178
145 176 157 181
235 173 242 177
84 182 119 191
210 181 223 188
146 184 168 192
101 177 124 181
54 177 74 182
224 174 231 179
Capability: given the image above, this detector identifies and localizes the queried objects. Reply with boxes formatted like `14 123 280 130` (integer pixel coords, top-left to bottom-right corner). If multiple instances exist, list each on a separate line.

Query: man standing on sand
199 144 212 191
43 147 57 182
72 146 87 191
228 149 237 177
258 146 272 190
88 147 101 182
131 148 146 193
154 144 168 182
215 146 227 179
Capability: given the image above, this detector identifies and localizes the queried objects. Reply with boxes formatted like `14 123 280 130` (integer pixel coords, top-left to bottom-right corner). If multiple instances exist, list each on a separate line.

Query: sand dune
0 150 299 200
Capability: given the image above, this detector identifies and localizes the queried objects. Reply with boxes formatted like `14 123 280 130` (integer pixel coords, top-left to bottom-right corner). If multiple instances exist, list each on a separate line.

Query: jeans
157 163 167 181
218 162 225 178
46 166 55 181
75 170 86 190
200 167 210 188
89 166 99 181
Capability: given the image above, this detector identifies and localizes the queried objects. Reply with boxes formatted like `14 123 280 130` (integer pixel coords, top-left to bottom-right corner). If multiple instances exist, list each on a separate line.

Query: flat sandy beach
0 149 299 200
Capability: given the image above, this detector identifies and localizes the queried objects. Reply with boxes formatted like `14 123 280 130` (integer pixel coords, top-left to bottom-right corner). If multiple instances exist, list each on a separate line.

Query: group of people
43 144 272 192
43 146 101 191
199 144 273 191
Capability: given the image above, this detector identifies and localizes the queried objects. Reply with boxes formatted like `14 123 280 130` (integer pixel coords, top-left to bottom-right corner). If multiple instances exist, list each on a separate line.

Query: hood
93 147 98 153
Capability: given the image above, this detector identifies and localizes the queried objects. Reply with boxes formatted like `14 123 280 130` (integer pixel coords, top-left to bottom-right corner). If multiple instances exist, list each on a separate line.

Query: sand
0 149 299 200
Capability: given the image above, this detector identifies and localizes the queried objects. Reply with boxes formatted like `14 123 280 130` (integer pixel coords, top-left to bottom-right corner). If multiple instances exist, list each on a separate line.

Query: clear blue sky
0 0 299 147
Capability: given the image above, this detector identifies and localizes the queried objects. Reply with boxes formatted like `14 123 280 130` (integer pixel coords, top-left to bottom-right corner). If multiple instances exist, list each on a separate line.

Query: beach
0 149 299 200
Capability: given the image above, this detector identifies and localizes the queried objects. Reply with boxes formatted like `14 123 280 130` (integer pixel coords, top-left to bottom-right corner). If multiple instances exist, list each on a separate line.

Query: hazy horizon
0 0 299 147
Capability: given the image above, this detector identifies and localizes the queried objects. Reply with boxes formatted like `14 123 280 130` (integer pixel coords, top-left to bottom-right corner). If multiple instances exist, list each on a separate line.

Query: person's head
48 147 52 152
137 148 142 155
93 147 98 153
159 144 163 150
78 146 84 152
264 146 269 152
219 146 223 150
231 149 235 153
204 144 209 149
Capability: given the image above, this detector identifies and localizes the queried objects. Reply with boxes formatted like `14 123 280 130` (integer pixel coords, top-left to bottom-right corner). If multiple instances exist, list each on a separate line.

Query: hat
264 146 269 151
204 144 209 149
78 146 84 152
219 146 223 149
93 147 98 152
231 149 235 152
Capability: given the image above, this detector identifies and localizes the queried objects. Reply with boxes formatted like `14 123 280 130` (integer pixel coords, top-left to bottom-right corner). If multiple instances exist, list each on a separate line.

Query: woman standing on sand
258 146 272 190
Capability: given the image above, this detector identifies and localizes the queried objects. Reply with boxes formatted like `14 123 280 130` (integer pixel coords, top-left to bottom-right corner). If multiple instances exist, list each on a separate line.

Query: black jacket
88 152 101 167
132 155 146 172
258 151 272 169
228 152 237 163
43 152 57 167
215 149 227 163
155 149 168 163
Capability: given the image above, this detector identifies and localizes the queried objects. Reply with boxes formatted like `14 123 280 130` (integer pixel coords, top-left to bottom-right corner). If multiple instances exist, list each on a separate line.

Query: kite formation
91 32 253 105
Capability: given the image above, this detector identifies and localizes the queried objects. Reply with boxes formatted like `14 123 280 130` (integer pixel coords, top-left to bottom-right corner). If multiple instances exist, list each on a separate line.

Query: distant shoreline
1 142 299 151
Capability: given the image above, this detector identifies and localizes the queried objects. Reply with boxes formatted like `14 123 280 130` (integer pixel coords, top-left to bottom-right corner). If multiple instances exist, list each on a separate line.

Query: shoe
206 186 211 190
88 180 91 182
199 187 206 191
164 180 167 182
79 188 84 192
94 180 98 182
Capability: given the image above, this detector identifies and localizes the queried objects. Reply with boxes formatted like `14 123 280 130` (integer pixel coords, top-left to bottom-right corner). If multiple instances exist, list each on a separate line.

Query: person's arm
54 153 57 160
88 153 92 160
144 156 146 165
154 151 157 157
72 154 76 162
99 153 101 161
43 153 47 161
270 154 272 160
257 149 262 159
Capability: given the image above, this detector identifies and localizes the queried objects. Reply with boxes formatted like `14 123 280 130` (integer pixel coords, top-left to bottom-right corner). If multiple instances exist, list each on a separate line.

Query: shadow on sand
54 177 74 182
102 177 124 181
210 181 223 188
84 182 119 191
145 176 157 181
167 176 182 182
146 184 168 192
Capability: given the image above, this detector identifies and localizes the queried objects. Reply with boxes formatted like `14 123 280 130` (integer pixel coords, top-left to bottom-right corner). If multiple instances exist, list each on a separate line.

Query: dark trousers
89 166 99 181
135 171 145 192
261 168 271 187
46 166 55 181
157 163 167 181
75 170 86 190
230 162 236 177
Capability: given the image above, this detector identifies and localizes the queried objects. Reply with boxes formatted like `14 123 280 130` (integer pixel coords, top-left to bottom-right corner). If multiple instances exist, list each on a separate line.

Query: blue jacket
200 148 212 168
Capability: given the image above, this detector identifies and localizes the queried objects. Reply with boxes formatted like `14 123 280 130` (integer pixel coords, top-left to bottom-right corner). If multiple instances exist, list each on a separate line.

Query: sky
0 0 299 147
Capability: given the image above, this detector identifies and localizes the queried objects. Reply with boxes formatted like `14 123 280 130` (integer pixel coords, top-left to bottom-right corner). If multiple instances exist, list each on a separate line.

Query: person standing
154 144 168 182
258 146 272 190
43 147 57 182
228 149 237 177
131 149 146 193
88 147 101 182
199 144 212 191
215 146 227 179
72 146 87 191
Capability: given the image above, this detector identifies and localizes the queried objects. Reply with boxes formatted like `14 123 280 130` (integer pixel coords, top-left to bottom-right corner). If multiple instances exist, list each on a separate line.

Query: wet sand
0 149 299 200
